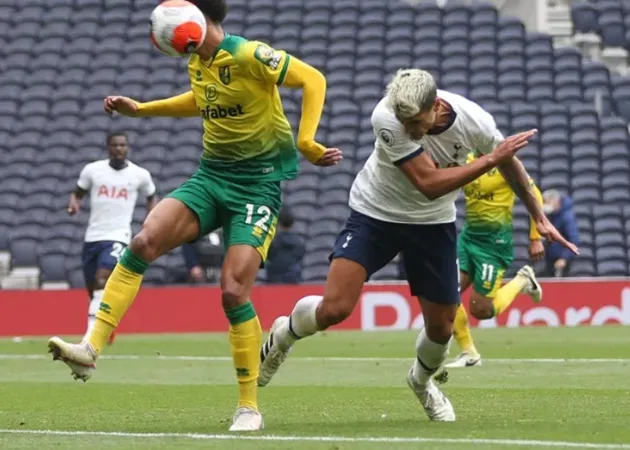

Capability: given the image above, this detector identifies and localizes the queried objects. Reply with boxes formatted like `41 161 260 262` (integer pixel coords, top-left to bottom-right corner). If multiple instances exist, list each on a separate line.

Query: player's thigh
220 179 283 262
136 170 221 258
317 257 369 325
402 222 459 340
468 240 511 299
218 179 281 307
403 222 460 305
130 198 201 260
324 210 401 319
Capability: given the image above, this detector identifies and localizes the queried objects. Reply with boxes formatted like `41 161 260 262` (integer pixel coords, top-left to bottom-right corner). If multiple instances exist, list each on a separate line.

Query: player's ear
433 98 440 112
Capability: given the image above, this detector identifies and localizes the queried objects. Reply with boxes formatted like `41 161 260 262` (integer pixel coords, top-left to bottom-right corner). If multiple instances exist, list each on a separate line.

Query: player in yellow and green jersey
47 0 342 431
445 152 545 368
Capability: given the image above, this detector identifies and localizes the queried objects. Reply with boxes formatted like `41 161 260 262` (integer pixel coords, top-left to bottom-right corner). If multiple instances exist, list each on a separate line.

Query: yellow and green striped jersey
462 152 539 240
188 34 297 181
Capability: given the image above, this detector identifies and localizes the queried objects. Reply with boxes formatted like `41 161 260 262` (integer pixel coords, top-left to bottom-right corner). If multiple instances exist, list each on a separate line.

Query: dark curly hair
189 0 227 24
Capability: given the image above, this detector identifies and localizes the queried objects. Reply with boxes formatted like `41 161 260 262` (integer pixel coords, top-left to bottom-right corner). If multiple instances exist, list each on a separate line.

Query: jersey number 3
245 204 272 232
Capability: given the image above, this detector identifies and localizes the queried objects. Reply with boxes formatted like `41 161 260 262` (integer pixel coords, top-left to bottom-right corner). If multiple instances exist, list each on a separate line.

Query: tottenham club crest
219 65 231 85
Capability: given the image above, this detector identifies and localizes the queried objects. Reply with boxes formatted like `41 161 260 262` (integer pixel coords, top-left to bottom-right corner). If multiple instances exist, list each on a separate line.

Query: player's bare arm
398 130 536 200
281 57 342 167
68 186 87 216
499 157 578 255
104 91 198 118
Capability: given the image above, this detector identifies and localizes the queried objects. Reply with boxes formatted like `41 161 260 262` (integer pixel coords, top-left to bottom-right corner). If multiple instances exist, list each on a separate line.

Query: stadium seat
0 0 629 283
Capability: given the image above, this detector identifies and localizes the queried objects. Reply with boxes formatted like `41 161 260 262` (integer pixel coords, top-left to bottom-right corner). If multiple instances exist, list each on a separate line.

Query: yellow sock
453 304 478 355
492 275 528 316
226 302 262 411
86 250 148 354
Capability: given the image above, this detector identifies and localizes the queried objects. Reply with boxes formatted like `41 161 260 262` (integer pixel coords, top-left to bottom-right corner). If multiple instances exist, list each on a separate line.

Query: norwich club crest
219 65 231 85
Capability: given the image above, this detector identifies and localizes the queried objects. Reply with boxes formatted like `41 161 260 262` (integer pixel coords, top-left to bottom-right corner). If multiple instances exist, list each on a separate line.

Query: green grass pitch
0 327 629 449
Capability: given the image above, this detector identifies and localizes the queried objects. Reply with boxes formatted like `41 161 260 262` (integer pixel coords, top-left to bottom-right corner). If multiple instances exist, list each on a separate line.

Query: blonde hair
386 69 437 120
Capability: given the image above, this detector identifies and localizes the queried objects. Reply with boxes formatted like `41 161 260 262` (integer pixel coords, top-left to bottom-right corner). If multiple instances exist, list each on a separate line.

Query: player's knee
470 297 494 320
129 229 160 262
317 294 355 328
423 308 455 344
94 275 108 290
424 321 453 344
221 277 247 311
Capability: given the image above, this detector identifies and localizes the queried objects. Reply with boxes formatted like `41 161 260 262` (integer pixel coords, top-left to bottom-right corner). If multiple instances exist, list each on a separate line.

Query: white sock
413 328 451 386
84 289 103 340
279 295 322 349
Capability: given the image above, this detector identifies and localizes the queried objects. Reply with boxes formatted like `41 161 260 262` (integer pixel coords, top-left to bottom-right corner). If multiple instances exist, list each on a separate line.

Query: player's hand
528 239 545 261
67 200 80 216
535 216 579 255
489 129 537 165
104 96 138 116
314 148 343 167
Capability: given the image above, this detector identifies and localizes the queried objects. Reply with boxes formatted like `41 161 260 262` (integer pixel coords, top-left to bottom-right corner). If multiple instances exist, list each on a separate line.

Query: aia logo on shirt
97 185 129 200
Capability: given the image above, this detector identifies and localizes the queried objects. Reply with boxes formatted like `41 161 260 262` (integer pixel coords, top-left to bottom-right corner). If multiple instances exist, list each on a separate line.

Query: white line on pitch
0 429 629 449
0 354 628 363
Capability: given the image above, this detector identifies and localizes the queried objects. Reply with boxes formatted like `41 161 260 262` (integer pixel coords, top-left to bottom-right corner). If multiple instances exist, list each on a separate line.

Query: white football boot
406 368 456 422
229 407 264 432
48 337 97 382
445 351 482 368
518 265 543 303
258 316 291 387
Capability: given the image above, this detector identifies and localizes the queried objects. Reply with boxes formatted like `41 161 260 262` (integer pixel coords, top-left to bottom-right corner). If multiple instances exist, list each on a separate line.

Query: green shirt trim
213 34 245 58
277 54 291 85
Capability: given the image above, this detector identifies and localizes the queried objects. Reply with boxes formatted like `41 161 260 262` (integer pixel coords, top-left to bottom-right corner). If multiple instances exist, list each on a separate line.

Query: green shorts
168 164 281 261
457 228 514 298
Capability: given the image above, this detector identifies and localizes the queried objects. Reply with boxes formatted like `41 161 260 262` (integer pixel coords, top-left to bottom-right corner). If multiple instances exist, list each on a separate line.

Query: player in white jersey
68 133 157 344
258 70 578 421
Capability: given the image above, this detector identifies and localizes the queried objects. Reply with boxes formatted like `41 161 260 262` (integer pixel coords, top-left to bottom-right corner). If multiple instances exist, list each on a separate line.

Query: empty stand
0 0 629 285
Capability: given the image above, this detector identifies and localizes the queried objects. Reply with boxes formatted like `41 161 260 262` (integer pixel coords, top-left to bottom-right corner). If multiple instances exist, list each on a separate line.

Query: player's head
107 133 129 167
543 189 562 214
189 0 227 24
278 208 295 230
386 69 439 140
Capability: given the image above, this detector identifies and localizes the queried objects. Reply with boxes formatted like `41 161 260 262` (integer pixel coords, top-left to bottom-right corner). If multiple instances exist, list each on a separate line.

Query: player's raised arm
104 91 198 118
498 156 578 255
281 57 341 166
396 135 534 200
235 41 341 166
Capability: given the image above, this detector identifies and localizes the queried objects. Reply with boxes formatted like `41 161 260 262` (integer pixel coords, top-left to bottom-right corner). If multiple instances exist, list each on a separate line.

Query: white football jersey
77 160 156 244
349 90 504 224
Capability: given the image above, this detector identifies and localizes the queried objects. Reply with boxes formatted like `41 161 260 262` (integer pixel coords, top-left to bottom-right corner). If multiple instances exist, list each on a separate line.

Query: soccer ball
150 0 207 57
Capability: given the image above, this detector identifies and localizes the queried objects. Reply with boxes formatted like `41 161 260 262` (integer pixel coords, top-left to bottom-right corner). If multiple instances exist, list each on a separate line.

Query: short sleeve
237 41 291 86
372 109 424 166
139 169 157 197
474 112 505 155
77 164 92 190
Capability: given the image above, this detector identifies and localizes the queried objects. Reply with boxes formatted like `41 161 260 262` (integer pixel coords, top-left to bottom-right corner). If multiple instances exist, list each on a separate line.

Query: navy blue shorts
82 241 127 285
330 210 460 304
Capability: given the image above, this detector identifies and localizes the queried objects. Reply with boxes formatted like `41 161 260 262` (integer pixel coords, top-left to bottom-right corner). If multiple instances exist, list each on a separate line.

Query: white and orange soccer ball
150 0 207 57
